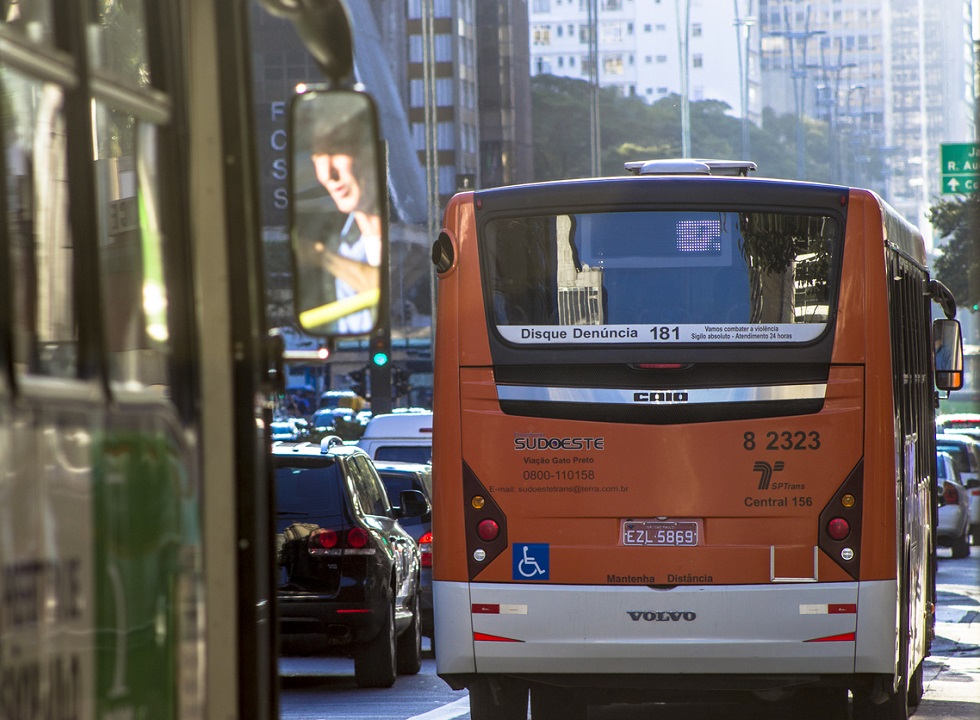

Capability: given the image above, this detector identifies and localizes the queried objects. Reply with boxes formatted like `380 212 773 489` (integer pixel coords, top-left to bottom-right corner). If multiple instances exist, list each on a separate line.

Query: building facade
528 0 761 124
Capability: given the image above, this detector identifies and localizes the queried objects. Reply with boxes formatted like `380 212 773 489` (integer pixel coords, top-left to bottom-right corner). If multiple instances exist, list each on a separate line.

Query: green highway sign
940 142 979 195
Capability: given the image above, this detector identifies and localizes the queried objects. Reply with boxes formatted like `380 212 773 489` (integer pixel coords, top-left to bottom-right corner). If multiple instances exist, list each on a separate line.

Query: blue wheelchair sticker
513 543 549 581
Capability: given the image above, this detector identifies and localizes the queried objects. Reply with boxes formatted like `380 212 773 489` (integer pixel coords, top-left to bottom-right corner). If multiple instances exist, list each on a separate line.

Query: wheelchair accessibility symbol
513 543 549 580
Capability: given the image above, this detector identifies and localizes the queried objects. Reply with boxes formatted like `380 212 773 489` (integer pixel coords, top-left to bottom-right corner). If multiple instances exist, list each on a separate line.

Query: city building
758 0 976 247
528 0 761 125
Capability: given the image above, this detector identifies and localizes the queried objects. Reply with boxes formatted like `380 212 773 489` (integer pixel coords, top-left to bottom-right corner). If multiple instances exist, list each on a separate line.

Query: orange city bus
429 160 964 720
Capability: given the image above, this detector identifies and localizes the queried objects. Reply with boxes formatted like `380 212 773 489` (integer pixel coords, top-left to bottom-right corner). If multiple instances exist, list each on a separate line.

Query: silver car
936 433 980 546
936 451 971 559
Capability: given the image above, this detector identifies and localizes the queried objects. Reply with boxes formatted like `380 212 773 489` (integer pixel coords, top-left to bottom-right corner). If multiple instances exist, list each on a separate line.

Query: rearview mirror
933 318 964 392
289 89 386 337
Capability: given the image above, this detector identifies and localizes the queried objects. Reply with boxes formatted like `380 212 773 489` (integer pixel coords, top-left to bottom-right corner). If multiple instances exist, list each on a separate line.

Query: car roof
271 437 366 459
937 432 980 446
373 460 432 473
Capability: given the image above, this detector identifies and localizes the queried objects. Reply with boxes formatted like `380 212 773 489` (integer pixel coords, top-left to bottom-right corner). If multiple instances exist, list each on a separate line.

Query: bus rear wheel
468 676 528 720
529 684 587 720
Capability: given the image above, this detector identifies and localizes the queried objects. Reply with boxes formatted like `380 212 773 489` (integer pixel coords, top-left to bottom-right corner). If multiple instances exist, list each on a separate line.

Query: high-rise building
758 0 976 245
528 0 761 125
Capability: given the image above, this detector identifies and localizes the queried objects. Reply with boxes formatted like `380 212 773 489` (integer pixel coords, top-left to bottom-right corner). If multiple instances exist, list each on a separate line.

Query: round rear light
476 519 499 542
942 483 959 506
347 527 370 549
827 517 850 541
311 529 338 549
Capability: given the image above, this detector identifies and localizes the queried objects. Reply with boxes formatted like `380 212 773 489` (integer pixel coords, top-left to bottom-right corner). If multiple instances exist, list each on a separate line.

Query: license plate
622 519 702 547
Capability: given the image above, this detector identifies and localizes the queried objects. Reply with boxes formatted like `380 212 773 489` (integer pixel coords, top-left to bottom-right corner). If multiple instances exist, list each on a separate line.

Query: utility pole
421 0 439 361
808 39 855 183
587 0 601 175
675 0 691 157
733 0 755 160
770 4 824 180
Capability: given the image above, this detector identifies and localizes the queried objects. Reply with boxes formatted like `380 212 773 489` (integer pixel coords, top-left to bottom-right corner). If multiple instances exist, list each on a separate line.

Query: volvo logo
627 610 697 622
632 391 689 403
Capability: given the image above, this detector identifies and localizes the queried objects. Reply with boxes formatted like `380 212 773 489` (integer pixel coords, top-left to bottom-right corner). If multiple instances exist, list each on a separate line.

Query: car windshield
375 446 432 464
936 457 950 482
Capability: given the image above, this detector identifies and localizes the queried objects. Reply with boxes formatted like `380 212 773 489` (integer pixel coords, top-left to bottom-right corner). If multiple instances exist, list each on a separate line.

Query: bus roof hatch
624 159 757 177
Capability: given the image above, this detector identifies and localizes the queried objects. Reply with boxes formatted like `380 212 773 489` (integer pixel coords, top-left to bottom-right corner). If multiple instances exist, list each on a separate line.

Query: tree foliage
531 74 835 183
929 195 980 311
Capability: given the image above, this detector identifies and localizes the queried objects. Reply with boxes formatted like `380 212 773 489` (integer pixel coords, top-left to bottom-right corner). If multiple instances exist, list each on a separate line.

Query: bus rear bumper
434 579 898 677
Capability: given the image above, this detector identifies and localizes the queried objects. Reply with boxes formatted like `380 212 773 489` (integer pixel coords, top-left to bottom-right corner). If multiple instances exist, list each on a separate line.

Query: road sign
940 142 979 195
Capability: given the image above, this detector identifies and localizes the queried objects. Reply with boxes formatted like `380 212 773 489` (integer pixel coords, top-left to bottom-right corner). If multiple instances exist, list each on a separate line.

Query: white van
357 411 433 464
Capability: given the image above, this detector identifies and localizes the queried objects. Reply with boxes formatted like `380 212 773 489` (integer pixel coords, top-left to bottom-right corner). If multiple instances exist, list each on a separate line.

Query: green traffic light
372 352 390 367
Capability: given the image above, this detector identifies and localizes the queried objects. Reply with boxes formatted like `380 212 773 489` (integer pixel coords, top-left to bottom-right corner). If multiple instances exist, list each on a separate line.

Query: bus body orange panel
829 190 868 366
432 193 472 584
452 365 863 586
855 192 899 582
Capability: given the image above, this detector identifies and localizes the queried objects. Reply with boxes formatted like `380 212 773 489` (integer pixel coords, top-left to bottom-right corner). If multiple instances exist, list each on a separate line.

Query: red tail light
942 482 960 506
310 528 338 549
477 519 500 541
419 531 432 568
347 527 370 549
826 517 850 541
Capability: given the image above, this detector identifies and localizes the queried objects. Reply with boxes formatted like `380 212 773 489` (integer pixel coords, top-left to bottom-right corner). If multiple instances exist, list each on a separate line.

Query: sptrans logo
514 433 604 451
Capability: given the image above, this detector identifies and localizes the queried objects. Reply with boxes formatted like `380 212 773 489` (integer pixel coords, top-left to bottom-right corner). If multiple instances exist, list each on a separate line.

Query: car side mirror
288 89 387 337
966 478 980 490
396 489 430 519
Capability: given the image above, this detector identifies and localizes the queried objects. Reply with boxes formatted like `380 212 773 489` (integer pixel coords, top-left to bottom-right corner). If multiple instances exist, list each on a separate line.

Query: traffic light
348 367 367 398
392 366 412 399
369 329 390 367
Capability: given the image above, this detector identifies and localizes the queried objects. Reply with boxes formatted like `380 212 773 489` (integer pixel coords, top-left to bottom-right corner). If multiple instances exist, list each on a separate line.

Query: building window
435 34 453 61
437 122 455 150
656 55 667 63
558 56 564 67
569 56 576 67
657 86 668 94
435 78 453 106
656 24 666 31
410 78 424 106
438 166 456 196
691 23 702 37
644 23 652 32
645 55 652 63
533 26 551 46
601 22 625 43
601 0 623 9
604 54 624 75
412 123 426 151
692 54 703 68
532 0 551 11
579 25 592 44
556 25 563 38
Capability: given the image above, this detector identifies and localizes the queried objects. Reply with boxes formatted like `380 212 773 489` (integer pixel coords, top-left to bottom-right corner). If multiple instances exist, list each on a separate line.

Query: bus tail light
826 517 850 541
463 462 509 579
477 519 500 541
419 531 433 567
818 461 863 580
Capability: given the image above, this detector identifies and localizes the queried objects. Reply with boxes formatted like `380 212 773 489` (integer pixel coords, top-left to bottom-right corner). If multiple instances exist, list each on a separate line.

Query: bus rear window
483 210 838 345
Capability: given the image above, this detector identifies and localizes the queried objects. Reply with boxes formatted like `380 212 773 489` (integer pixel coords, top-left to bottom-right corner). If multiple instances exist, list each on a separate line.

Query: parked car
272 437 429 687
936 451 971 559
357 411 433 464
374 461 434 645
936 432 980 545
936 413 980 439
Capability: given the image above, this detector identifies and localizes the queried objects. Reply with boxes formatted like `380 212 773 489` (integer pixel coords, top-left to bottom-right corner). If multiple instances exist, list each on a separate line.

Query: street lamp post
769 4 824 180
675 0 691 157
733 0 756 160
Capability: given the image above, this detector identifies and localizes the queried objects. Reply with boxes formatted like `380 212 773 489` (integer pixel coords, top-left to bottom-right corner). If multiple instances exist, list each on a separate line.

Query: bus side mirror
933 318 964 392
288 89 387 338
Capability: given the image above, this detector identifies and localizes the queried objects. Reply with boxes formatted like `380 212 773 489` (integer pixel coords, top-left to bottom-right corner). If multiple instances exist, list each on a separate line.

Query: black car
374 461 434 643
272 437 430 688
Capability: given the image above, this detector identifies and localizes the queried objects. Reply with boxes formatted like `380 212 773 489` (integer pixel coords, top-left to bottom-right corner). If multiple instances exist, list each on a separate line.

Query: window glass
484 210 839 345
88 0 151 89
274 463 345 519
0 0 54 44
375 446 433 464
93 103 171 391
2 69 77 378
349 457 389 517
